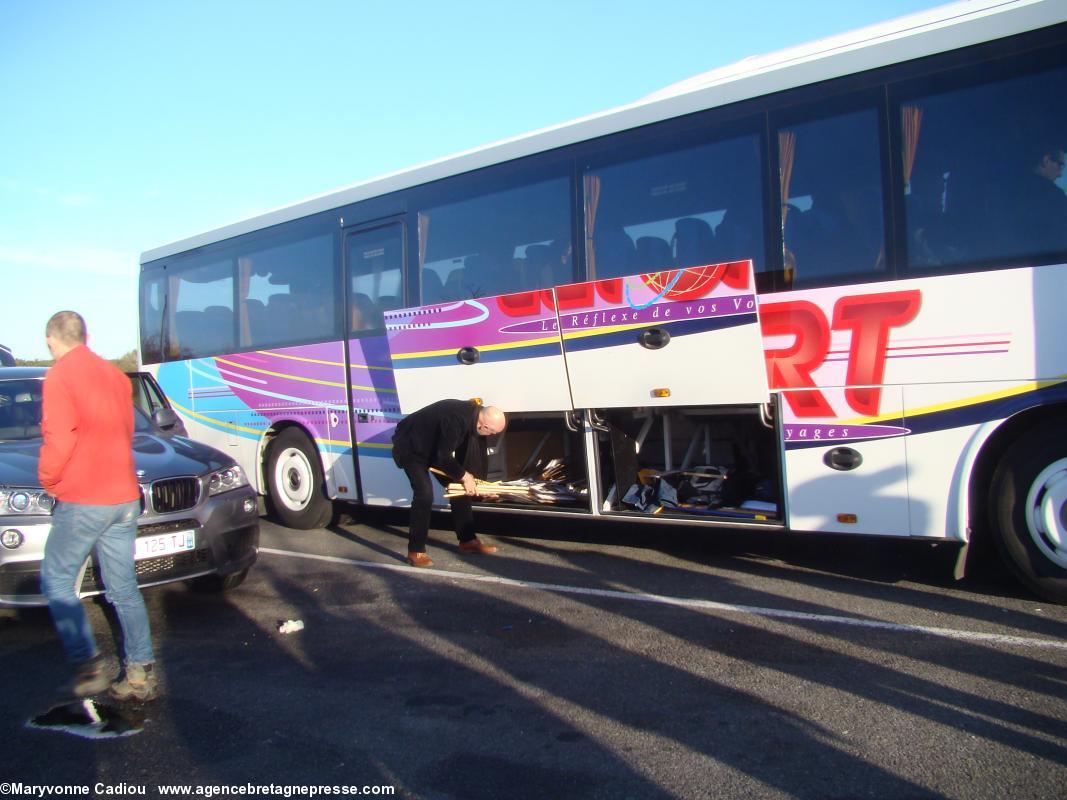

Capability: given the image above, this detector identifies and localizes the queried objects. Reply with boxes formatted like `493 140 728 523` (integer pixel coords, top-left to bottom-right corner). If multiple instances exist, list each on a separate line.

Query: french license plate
134 530 195 560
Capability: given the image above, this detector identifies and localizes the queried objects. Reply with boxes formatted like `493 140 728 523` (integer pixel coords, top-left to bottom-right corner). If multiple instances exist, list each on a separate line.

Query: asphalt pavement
3 509 1067 799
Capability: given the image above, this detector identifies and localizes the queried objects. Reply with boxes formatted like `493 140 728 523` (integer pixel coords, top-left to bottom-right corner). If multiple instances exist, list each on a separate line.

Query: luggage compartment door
560 261 769 408
781 387 911 535
385 291 572 413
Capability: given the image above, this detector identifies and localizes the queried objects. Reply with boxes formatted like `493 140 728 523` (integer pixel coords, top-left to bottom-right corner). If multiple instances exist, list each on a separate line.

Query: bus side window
898 61 1067 272
234 231 338 349
168 257 235 358
417 173 572 301
583 130 765 282
776 104 887 288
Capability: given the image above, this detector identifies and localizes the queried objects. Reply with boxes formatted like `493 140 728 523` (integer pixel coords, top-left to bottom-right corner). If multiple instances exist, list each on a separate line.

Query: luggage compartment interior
597 405 781 522
478 405 781 522
482 413 590 510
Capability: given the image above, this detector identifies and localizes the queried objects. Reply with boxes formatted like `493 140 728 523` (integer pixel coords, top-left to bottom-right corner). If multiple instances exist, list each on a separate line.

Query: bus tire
988 423 1067 603
266 428 334 530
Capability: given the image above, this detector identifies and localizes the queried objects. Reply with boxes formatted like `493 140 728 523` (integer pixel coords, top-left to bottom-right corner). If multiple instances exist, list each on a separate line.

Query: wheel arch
966 401 1067 549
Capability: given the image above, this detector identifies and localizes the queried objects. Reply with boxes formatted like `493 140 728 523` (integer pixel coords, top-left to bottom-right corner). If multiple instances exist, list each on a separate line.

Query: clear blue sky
1 0 947 360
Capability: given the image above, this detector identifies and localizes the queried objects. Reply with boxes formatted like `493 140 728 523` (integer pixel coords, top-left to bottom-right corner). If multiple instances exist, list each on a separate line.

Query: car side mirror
153 408 181 431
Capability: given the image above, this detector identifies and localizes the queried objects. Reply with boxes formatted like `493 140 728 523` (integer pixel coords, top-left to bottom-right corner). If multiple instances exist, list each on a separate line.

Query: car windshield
134 406 152 433
0 378 153 440
0 379 44 441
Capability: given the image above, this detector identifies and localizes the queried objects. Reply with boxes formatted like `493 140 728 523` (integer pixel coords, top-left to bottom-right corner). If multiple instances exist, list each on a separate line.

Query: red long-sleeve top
38 344 140 504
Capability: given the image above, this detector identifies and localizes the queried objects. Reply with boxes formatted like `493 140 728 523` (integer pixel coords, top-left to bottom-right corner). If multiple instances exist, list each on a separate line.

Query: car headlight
0 488 55 515
207 465 248 496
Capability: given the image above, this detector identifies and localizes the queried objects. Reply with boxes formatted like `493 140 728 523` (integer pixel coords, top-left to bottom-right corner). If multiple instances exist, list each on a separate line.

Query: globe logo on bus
640 264 725 301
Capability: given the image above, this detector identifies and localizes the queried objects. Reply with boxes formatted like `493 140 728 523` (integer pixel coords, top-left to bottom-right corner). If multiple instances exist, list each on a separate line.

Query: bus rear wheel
989 423 1067 603
267 428 334 530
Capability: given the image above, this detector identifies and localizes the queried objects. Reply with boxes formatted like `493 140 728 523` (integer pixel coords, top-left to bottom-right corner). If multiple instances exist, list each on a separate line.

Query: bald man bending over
391 400 506 567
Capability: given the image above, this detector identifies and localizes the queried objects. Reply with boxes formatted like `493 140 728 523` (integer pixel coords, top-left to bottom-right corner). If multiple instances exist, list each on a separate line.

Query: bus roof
140 0 1064 265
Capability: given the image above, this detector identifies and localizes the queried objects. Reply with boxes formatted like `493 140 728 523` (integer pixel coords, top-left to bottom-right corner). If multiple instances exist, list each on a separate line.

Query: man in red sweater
38 311 158 701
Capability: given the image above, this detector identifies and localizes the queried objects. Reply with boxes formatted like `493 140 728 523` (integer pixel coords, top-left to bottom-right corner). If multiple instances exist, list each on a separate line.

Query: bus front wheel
989 423 1067 603
266 428 334 530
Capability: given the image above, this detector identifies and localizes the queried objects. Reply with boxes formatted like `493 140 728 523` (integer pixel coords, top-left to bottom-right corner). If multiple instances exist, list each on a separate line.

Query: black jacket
391 399 487 480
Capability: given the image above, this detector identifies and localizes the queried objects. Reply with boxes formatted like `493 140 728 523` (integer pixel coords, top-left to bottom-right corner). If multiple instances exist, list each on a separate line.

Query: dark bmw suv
0 367 259 606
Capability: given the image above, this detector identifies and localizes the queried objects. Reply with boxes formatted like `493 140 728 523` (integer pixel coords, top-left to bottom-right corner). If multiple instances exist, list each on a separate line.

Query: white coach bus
139 0 1067 602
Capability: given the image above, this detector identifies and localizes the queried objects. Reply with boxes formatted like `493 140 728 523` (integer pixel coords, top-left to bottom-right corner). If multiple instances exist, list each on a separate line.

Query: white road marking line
260 547 1067 652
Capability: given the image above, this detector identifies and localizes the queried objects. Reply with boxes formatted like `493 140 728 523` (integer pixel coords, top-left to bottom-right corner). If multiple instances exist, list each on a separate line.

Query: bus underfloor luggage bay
381 262 782 527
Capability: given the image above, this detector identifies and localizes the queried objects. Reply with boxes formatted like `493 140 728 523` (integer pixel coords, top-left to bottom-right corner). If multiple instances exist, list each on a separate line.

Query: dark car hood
0 440 44 487
0 434 232 488
131 434 232 479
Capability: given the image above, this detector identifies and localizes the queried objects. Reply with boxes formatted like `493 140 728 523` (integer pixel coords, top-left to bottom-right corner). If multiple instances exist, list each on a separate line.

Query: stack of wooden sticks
440 458 582 505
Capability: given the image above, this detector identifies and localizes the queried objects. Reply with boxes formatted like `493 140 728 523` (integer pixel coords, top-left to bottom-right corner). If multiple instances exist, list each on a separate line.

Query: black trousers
400 460 476 553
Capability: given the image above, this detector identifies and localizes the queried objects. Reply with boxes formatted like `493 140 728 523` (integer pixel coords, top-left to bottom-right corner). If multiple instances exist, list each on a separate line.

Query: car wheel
988 422 1067 603
267 427 334 529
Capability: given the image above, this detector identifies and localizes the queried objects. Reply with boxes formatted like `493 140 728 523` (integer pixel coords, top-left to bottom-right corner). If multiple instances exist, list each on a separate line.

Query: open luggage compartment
476 404 781 523
597 405 781 522
481 413 591 510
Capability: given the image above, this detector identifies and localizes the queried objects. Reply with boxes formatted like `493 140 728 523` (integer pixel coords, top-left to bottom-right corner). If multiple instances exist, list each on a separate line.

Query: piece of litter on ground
27 699 143 739
277 619 304 634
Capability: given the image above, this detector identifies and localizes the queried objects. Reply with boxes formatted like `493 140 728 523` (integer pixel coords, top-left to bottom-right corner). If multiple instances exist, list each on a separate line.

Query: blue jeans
41 499 154 666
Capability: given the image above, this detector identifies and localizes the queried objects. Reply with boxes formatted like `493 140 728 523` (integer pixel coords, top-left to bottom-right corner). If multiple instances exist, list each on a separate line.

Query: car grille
146 477 201 514
80 548 211 593
0 563 43 597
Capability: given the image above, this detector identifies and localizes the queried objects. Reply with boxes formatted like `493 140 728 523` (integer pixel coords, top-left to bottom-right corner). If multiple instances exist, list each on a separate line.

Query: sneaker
109 662 159 702
68 654 110 697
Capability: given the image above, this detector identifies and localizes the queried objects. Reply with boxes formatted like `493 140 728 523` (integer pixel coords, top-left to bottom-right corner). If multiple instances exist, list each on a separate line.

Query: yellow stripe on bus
560 321 650 341
214 358 347 388
390 335 561 361
255 350 345 367
169 399 263 436
257 349 395 373
169 399 350 447
838 377 1067 425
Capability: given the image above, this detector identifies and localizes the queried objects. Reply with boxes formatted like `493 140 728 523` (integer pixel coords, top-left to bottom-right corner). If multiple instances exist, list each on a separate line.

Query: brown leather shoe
458 538 498 555
407 552 434 568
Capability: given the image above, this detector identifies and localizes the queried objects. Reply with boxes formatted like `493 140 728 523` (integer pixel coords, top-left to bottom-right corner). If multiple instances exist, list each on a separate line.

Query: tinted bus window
347 224 403 333
238 232 338 349
584 133 765 280
777 104 887 287
898 61 1067 272
172 257 235 358
418 176 572 302
139 272 165 364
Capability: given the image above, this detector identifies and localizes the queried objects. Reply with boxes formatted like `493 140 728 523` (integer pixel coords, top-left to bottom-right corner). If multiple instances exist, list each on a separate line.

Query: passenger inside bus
591 226 636 278
712 182 764 269
1000 140 1067 255
788 181 884 281
523 244 553 288
350 293 384 332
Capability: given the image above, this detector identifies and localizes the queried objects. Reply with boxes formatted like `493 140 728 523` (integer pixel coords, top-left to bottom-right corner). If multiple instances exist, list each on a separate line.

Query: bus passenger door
385 290 572 413
558 261 768 408
345 221 410 506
